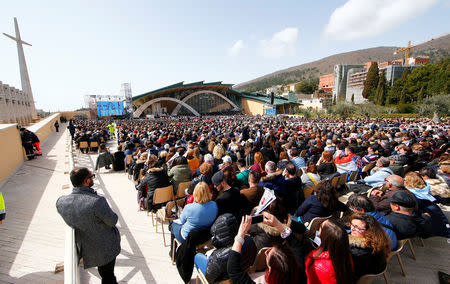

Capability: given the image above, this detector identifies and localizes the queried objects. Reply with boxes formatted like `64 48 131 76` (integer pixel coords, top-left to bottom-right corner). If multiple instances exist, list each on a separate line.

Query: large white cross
3 17 37 119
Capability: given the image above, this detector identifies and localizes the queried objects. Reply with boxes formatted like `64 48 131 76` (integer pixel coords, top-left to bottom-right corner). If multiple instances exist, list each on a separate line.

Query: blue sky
0 0 448 111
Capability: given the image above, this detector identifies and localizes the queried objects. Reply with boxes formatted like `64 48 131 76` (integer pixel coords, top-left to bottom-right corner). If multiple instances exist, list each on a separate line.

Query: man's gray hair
265 161 276 173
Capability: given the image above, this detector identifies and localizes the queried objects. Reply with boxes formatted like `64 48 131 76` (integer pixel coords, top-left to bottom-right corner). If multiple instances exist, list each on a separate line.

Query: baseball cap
212 171 225 186
389 191 416 208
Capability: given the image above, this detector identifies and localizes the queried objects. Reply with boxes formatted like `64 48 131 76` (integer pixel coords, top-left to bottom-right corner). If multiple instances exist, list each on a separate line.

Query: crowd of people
69 115 449 284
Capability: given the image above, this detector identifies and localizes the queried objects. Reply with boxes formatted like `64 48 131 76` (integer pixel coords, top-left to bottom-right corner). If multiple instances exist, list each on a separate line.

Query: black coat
136 167 170 210
176 227 211 283
284 176 304 214
113 151 125 171
384 211 432 240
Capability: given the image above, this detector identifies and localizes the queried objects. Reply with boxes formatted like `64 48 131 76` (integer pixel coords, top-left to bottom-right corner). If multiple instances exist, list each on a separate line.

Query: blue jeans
171 222 185 243
194 253 209 274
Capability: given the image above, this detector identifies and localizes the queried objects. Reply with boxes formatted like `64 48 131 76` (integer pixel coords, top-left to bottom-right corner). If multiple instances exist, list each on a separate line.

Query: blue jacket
367 210 398 250
291 156 306 170
179 201 218 239
295 195 348 224
364 167 393 187
416 198 450 238
259 171 286 198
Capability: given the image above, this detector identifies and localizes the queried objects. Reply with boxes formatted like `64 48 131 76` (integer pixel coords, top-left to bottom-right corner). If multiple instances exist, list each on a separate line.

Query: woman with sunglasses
305 218 354 284
348 213 391 280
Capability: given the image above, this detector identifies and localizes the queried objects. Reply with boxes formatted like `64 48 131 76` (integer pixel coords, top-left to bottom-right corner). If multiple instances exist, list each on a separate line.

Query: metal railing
64 133 80 283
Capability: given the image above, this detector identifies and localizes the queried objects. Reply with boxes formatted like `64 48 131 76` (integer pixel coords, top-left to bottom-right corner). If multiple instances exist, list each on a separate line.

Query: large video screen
96 101 125 117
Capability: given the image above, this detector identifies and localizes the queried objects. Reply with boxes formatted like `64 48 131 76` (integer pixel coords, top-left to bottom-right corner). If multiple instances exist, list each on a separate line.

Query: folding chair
356 265 389 284
78 141 89 154
89 141 99 152
384 239 408 278
306 215 332 231
195 266 232 284
338 172 349 187
247 247 271 274
151 185 174 246
176 181 191 199
331 176 340 189
304 186 315 200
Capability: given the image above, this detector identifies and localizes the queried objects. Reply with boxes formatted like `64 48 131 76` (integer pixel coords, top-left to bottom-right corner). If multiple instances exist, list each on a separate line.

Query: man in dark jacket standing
56 167 121 284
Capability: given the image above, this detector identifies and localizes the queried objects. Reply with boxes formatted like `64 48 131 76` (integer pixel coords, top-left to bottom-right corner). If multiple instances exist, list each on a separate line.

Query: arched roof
132 81 235 102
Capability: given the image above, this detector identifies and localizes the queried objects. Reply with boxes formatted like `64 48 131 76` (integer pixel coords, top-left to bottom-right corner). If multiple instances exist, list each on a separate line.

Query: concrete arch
133 97 200 117
171 90 240 115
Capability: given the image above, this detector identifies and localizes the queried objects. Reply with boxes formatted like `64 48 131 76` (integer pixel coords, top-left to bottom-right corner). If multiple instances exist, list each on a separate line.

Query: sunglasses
350 224 366 233
88 174 96 179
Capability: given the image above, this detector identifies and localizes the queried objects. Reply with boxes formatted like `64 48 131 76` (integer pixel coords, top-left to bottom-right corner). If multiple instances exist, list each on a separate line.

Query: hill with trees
234 33 450 92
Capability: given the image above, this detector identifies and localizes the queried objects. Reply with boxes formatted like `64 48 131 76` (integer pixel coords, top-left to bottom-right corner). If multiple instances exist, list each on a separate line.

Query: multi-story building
333 64 365 102
0 81 35 125
343 57 429 103
318 73 335 93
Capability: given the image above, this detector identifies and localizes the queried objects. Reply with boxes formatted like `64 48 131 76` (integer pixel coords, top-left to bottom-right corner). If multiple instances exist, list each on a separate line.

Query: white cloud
259 27 299 59
228 40 245 56
324 0 439 41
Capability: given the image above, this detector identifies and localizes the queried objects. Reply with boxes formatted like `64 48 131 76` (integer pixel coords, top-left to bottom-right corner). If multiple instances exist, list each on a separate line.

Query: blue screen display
265 108 277 115
96 101 125 117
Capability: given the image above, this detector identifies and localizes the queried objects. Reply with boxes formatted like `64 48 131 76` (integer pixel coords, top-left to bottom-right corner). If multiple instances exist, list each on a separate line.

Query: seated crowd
70 115 450 283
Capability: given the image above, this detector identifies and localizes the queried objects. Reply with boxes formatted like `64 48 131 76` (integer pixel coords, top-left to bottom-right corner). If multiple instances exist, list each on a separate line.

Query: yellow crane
394 41 417 64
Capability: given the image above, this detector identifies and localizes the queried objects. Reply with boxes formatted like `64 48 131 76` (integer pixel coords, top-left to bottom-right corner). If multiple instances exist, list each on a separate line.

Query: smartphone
251 215 264 224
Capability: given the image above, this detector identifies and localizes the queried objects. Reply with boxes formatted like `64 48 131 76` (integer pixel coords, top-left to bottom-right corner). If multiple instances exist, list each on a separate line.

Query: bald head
386 174 404 189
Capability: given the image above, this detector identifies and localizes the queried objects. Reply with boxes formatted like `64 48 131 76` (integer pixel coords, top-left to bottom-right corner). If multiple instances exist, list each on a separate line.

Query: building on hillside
345 61 421 103
407 56 429 66
284 82 298 92
0 81 34 125
265 85 283 95
318 73 335 93
333 64 365 102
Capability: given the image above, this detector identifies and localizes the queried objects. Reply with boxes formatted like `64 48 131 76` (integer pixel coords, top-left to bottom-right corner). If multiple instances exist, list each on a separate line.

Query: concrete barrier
0 113 61 186
0 124 24 186
28 113 61 142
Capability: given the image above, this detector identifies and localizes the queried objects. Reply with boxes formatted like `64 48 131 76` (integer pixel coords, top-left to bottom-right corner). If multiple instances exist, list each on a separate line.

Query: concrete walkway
0 127 449 283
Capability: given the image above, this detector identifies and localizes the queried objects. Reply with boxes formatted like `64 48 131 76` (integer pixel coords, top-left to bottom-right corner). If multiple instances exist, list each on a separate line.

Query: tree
418 94 450 117
351 94 355 104
417 86 424 103
399 86 406 104
375 70 387 105
332 96 336 105
362 62 379 99
331 102 355 118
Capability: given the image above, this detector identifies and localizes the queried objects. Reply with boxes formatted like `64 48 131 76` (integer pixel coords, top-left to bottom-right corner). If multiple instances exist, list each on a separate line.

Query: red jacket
305 250 337 284
306 249 353 284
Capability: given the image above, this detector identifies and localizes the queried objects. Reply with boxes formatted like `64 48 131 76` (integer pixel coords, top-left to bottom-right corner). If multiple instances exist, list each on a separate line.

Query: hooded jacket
349 235 387 280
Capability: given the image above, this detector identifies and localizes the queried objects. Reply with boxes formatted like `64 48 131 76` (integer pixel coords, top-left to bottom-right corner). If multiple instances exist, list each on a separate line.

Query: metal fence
65 133 80 283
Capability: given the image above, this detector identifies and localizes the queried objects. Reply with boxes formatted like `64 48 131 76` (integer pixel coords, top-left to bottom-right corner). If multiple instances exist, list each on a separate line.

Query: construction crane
394 41 417 64
394 38 435 64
